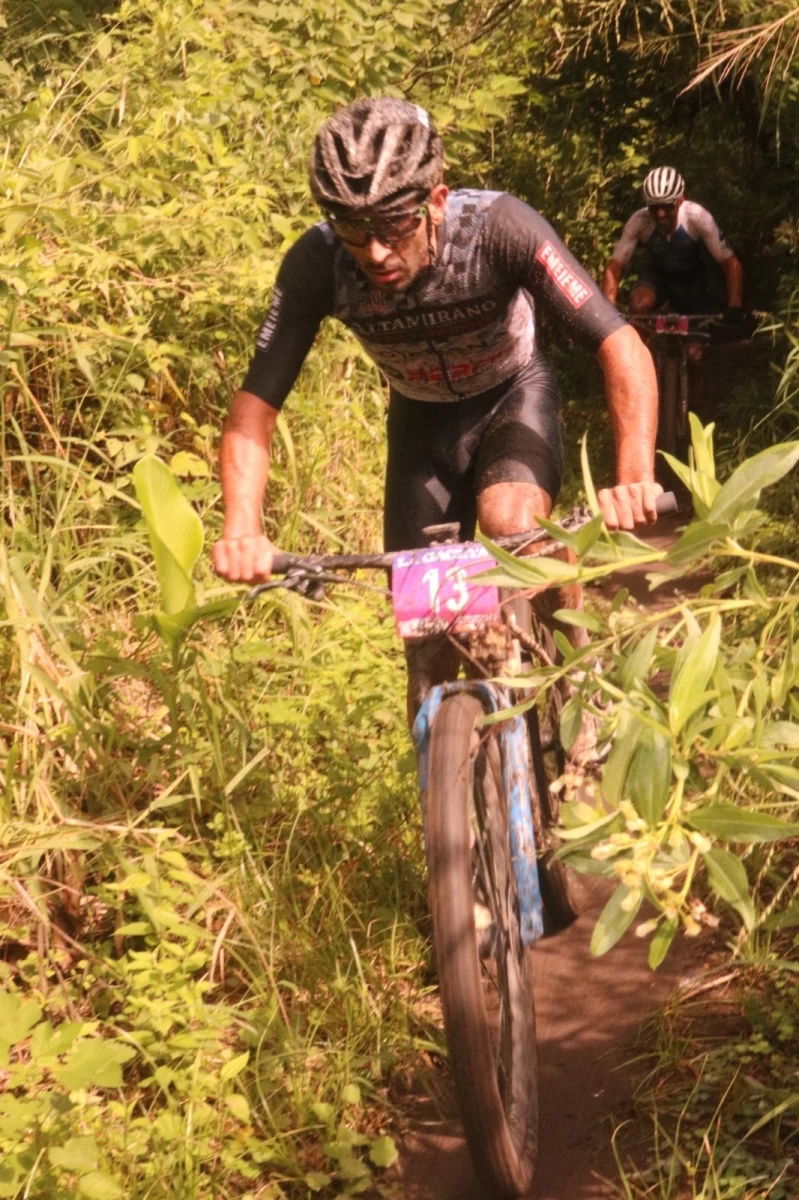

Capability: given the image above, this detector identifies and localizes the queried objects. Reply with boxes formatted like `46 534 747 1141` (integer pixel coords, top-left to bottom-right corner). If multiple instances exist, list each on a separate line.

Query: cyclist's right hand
212 533 276 583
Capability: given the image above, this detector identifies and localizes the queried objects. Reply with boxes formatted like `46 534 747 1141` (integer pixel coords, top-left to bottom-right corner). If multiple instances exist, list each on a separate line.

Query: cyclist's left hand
598 481 663 530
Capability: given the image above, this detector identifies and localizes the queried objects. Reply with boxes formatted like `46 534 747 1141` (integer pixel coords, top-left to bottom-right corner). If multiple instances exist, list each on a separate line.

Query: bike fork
413 680 545 945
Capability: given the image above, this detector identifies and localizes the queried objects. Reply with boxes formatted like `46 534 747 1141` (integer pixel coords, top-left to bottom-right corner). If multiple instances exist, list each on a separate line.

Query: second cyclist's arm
722 254 743 308
601 258 624 304
601 213 642 303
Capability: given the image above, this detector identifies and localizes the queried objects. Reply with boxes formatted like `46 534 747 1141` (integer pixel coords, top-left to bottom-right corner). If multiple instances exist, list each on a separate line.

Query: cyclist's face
648 196 683 234
338 184 449 293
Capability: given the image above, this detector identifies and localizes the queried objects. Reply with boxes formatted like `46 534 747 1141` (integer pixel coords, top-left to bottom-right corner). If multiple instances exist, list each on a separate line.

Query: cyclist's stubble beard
346 223 435 294
654 198 682 236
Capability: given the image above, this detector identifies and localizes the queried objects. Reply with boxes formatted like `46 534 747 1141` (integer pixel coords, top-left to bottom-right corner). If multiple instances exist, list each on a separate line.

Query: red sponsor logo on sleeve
536 241 592 309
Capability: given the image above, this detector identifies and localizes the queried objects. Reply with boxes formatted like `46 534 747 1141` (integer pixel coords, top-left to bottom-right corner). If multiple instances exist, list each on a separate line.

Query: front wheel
427 692 538 1199
656 352 690 487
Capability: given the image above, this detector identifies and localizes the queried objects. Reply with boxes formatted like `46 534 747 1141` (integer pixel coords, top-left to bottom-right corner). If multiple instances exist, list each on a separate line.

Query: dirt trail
386 514 704 1200
392 881 692 1200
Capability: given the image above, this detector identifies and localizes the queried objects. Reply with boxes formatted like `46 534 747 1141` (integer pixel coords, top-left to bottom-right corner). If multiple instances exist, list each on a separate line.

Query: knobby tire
427 692 538 1199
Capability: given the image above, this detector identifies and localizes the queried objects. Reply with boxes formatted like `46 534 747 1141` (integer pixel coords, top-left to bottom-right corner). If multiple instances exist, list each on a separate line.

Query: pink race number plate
391 542 501 639
655 314 689 333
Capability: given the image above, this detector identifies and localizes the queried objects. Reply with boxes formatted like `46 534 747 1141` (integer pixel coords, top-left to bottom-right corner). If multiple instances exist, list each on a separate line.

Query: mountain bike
631 311 755 486
249 494 675 1198
631 313 719 478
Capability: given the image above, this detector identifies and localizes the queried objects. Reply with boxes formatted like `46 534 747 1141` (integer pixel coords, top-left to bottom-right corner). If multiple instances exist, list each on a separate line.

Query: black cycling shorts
632 270 719 316
384 351 563 552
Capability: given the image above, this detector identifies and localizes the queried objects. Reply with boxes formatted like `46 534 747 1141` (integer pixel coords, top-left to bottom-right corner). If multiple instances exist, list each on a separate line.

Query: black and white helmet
310 96 443 216
642 166 685 205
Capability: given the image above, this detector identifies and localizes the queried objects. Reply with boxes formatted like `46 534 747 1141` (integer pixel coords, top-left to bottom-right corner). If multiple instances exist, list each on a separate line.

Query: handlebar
261 491 678 588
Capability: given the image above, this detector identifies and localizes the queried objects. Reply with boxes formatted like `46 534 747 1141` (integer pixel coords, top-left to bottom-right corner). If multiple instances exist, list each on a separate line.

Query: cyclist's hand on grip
598 481 663 531
212 533 276 583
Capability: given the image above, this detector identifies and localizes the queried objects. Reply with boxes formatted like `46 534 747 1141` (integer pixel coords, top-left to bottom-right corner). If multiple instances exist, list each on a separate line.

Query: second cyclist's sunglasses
648 202 677 215
325 203 428 249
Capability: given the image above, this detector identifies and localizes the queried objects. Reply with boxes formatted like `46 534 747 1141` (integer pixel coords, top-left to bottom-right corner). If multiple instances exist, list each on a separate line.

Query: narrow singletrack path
390 880 694 1199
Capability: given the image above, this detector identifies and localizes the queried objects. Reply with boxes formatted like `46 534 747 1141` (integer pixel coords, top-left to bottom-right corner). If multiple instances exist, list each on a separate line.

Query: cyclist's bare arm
596 324 661 530
601 257 625 305
722 254 743 307
213 390 280 583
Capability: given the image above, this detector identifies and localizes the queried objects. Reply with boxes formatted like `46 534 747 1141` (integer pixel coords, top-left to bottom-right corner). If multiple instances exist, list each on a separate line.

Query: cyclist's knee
630 287 657 315
477 481 552 538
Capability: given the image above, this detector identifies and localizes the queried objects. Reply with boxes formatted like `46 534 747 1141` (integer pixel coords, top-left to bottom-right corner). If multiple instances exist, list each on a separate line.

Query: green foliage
488 420 799 974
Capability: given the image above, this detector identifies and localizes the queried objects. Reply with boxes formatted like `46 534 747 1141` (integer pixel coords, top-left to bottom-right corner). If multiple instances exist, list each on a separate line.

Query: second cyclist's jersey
610 200 734 281
242 189 625 406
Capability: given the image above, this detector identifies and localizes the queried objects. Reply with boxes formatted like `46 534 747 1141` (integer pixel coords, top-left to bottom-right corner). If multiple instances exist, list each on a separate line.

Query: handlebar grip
655 490 678 515
270 552 295 576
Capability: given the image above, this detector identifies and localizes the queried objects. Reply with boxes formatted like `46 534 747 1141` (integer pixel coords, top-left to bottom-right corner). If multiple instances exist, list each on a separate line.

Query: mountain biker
601 167 744 407
212 97 661 729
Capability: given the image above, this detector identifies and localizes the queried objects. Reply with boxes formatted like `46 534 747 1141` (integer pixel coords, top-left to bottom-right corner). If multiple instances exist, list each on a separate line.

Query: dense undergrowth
2 0 799 1198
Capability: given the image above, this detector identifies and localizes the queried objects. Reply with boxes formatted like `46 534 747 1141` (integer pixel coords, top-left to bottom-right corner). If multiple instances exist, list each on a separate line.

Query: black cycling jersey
242 190 626 407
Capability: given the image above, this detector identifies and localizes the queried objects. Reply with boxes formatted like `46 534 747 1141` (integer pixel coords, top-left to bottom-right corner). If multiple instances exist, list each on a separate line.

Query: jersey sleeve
609 211 647 267
484 194 627 351
240 225 336 410
690 205 735 264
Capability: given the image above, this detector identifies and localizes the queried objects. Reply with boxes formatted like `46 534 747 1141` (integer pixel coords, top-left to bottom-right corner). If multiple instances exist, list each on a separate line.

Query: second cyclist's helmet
642 166 685 206
310 97 443 216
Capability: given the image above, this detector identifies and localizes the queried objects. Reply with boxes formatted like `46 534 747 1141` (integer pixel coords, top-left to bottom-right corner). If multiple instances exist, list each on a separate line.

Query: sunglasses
648 203 677 215
326 203 428 249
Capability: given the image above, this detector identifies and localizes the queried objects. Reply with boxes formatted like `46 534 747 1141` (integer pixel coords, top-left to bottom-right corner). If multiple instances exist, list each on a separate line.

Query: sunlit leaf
133 456 202 616
648 916 678 969
706 442 799 526
626 724 671 826
686 805 799 843
703 849 755 931
590 884 641 956
669 615 720 734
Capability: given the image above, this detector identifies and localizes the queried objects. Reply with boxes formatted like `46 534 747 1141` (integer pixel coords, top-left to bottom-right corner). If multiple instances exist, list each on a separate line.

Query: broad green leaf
552 607 602 633
305 1174 332 1192
590 884 641 957
625 725 671 826
369 1135 399 1168
703 850 755 931
761 722 799 749
77 1172 123 1200
620 625 659 690
50 1136 98 1172
576 512 605 556
686 805 799 844
220 1050 249 1081
169 451 209 478
341 1083 361 1105
0 993 42 1045
133 456 202 614
648 916 678 969
559 697 583 751
602 707 641 807
688 413 717 483
665 522 727 569
225 1093 251 1123
56 1039 136 1090
669 615 720 734
706 441 799 526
